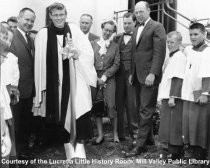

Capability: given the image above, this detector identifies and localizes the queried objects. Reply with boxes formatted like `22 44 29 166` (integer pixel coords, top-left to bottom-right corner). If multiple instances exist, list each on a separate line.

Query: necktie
25 33 33 55
169 49 179 57
139 22 145 26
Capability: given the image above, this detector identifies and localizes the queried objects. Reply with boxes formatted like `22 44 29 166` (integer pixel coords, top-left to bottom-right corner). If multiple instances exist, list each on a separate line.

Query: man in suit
80 14 99 41
125 1 166 157
113 12 138 142
10 8 36 156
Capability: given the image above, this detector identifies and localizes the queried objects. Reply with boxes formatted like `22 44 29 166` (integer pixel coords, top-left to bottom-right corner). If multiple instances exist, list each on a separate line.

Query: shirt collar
139 17 150 27
192 41 207 51
144 17 150 26
169 49 179 57
17 27 26 37
83 32 89 38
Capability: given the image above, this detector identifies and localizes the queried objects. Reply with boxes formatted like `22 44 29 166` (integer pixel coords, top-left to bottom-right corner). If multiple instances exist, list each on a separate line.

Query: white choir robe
1 52 19 87
181 45 210 149
182 46 210 101
158 50 186 101
33 23 97 134
1 52 19 120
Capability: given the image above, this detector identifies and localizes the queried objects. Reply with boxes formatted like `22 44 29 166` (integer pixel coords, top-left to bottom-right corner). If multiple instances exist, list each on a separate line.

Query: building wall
176 0 210 43
0 0 128 36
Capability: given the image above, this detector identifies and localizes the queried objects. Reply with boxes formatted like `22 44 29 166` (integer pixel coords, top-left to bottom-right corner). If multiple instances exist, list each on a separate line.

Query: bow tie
124 32 132 36
139 22 145 26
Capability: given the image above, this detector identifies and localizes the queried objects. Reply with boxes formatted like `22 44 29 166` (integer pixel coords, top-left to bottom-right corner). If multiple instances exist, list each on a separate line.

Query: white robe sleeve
33 28 48 107
167 51 187 79
1 53 19 86
9 53 19 86
69 23 97 87
199 47 210 78
69 23 97 119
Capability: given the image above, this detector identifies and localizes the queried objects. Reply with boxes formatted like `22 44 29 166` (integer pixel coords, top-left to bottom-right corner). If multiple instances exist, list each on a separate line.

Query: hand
66 34 79 60
63 33 79 60
69 49 79 60
196 95 208 105
97 78 106 89
168 97 176 107
145 73 155 86
9 86 20 105
157 100 162 108
128 75 133 85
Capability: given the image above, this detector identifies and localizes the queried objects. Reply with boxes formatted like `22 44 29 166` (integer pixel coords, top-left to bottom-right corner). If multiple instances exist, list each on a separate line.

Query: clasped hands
97 78 107 89
62 33 79 60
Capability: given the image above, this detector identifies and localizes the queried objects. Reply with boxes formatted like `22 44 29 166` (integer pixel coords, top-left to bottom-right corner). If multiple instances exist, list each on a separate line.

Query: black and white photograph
1 0 210 167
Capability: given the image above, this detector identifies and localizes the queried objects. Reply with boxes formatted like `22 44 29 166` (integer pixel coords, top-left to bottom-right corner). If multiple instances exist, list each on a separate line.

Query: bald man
125 1 166 157
79 14 99 41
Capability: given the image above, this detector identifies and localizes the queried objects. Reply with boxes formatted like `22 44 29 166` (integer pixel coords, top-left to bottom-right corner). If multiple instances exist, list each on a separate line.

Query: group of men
1 0 210 163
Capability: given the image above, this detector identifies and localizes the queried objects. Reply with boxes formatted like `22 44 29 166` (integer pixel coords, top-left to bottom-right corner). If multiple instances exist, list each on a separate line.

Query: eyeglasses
51 14 66 18
103 28 114 34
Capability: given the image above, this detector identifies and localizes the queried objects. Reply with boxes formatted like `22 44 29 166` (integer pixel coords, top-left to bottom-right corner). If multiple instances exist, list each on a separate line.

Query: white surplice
1 52 19 87
1 52 19 120
158 50 186 101
33 23 97 132
181 46 210 101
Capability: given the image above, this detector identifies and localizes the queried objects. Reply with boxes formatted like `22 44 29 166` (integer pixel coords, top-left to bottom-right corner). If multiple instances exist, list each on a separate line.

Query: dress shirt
124 32 132 45
84 32 89 40
136 17 151 44
17 27 28 42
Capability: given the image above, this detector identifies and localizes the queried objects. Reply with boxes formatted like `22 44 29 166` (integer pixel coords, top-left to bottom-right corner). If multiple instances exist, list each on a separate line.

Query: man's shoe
124 146 147 157
91 137 104 145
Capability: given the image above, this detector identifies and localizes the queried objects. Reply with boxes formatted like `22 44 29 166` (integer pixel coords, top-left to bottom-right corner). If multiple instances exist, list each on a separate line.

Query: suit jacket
88 32 99 42
131 19 166 84
10 29 35 99
113 33 132 71
91 39 120 78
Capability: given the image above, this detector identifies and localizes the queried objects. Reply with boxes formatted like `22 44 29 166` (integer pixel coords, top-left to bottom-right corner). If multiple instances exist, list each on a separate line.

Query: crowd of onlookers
1 1 210 168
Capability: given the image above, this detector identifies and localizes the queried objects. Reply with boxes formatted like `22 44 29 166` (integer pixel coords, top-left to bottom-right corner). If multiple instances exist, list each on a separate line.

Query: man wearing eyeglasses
33 2 97 159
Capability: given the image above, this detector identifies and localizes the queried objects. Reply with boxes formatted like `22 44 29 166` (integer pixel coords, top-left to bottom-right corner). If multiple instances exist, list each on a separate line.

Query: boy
182 22 210 160
158 31 186 159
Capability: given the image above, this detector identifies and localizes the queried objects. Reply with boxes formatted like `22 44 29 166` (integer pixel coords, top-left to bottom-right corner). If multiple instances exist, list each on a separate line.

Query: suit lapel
16 29 34 58
133 27 138 46
136 19 152 47
16 29 29 51
117 34 124 48
88 33 91 41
